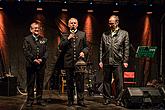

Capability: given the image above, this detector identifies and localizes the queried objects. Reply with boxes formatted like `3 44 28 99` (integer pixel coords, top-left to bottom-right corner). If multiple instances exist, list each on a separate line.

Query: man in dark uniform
59 18 88 107
23 20 48 107
99 15 129 105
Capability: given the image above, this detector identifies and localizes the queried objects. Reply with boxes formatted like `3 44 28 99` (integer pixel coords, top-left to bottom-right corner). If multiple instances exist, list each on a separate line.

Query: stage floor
0 90 161 110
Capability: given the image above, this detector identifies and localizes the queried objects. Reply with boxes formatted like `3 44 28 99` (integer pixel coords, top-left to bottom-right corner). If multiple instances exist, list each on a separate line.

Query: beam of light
56 12 68 44
0 10 8 73
141 15 152 85
83 14 93 42
57 13 68 33
142 15 151 46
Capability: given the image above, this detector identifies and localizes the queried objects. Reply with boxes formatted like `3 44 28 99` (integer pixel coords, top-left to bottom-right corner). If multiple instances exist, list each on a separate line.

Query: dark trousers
26 64 45 102
50 69 61 90
65 68 84 103
103 65 123 100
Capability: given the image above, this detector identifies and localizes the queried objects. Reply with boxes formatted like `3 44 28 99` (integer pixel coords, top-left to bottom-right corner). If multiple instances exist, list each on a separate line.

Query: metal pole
160 13 165 83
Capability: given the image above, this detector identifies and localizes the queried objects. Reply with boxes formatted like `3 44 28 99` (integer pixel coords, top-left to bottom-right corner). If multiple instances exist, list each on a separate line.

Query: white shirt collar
70 29 77 33
111 27 119 37
32 35 39 41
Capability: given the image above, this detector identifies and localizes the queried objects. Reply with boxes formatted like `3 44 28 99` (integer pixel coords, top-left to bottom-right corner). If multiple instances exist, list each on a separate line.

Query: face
68 18 78 30
108 16 119 30
30 23 40 36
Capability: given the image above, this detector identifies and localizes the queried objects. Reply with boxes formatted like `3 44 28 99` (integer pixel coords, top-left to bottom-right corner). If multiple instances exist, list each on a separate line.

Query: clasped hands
34 59 42 65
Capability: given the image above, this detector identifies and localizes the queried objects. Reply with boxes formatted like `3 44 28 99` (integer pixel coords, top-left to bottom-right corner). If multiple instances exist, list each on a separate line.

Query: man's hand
123 63 128 68
99 62 103 69
34 59 40 64
68 33 75 40
79 52 85 58
38 59 42 63
34 59 42 65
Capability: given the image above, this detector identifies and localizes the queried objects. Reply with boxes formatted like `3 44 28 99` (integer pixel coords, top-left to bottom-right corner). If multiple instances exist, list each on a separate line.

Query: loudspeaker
141 87 162 106
122 87 163 109
122 87 144 108
0 77 17 96
158 85 165 97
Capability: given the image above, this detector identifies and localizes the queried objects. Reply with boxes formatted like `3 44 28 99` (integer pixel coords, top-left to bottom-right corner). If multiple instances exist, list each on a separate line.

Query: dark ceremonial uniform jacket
23 35 48 67
100 29 129 65
59 30 88 68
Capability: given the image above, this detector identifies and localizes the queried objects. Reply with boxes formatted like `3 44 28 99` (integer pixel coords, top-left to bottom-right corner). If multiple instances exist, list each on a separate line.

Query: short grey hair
110 15 119 22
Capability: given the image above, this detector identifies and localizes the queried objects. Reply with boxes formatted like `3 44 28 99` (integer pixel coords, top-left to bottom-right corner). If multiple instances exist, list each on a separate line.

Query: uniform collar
70 29 78 33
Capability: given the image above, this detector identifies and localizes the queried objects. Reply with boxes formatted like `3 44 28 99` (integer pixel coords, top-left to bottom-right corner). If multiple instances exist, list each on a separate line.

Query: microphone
68 27 77 40
70 27 75 33
71 30 75 33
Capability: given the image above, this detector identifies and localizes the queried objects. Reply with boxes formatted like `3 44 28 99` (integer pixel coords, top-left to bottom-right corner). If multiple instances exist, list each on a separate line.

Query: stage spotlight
38 0 42 3
62 8 68 12
146 11 152 15
115 2 119 6
87 9 93 13
113 10 119 13
133 3 137 6
64 0 67 4
0 7 3 10
146 3 153 15
149 4 153 7
37 7 43 11
88 0 93 5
